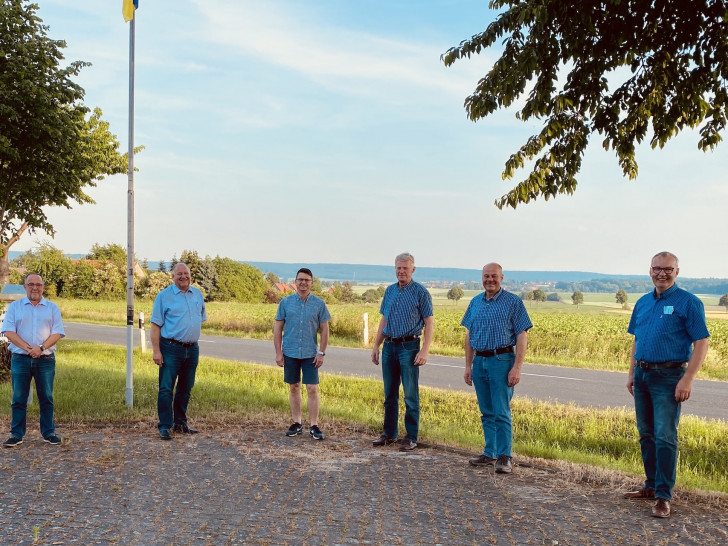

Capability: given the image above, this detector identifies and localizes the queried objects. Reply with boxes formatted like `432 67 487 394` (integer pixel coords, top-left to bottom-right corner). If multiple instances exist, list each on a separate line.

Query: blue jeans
472 353 515 458
381 339 420 441
157 339 199 431
633 366 684 501
10 353 56 439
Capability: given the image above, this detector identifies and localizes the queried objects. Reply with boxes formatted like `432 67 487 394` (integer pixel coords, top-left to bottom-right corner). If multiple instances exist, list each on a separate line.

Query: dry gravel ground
0 421 726 545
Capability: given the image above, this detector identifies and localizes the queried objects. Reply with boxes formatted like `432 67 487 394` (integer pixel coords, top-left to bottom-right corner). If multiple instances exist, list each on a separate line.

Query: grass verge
1 339 726 495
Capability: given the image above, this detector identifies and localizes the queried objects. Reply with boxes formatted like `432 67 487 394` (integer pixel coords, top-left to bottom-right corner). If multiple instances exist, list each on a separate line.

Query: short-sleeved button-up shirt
151 284 207 344
276 293 331 359
628 284 709 363
379 280 433 338
1 296 65 355
460 289 532 352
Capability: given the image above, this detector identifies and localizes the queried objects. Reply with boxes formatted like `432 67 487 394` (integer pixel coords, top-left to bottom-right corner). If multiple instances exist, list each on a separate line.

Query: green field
54 296 728 381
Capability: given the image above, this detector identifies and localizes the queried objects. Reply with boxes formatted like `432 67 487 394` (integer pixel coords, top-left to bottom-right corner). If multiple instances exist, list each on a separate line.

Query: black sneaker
3 436 23 448
159 428 172 441
469 454 497 466
399 439 417 452
495 455 512 474
309 425 325 440
285 423 303 437
43 435 61 445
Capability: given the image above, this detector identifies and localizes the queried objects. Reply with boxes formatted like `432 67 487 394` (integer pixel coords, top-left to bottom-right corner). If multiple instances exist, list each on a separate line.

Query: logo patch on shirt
663 306 674 315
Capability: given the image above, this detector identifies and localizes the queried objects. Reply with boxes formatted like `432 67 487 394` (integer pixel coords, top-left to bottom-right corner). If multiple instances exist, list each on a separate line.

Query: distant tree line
4 243 389 305
554 279 728 295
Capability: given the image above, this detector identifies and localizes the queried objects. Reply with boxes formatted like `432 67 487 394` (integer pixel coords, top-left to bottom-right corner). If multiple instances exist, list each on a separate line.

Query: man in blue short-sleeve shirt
623 252 709 518
151 263 207 440
1 274 65 448
370 253 433 452
461 263 532 474
274 268 330 441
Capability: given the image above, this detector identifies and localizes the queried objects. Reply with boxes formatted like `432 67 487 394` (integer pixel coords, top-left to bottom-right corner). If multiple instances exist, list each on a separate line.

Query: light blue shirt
151 285 207 343
1 297 65 355
461 289 532 351
379 280 433 338
628 283 709 362
276 294 331 359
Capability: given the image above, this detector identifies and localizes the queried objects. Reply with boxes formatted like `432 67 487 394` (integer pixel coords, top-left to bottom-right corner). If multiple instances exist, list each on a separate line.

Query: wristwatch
40 344 46 352
317 350 325 356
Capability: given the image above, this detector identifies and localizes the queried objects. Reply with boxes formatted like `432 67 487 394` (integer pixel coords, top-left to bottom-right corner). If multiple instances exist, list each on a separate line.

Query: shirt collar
652 283 678 300
21 296 47 307
483 288 503 302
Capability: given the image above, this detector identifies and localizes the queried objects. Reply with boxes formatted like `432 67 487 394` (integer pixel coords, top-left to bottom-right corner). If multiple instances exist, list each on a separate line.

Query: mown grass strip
1 339 725 494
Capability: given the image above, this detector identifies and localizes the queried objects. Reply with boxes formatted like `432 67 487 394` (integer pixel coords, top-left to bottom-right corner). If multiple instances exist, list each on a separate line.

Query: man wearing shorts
274 268 331 440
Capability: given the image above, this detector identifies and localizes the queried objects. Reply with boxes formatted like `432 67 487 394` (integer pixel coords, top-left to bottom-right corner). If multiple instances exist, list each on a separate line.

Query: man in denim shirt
624 252 709 518
274 268 330 440
461 263 532 474
370 253 433 452
151 263 207 440
2 274 65 448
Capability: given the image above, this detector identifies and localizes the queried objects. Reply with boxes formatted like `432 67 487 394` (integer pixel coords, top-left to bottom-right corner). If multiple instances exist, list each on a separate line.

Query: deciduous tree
1 1 132 283
615 289 629 305
571 290 584 306
442 1 728 209
719 293 728 311
447 285 465 303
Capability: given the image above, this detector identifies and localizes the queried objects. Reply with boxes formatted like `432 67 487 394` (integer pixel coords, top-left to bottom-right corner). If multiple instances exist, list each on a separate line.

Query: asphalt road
63 322 727 422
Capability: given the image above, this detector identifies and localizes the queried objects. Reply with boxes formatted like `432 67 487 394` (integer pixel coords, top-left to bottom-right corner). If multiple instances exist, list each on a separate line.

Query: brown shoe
372 435 397 447
651 498 671 518
623 487 655 500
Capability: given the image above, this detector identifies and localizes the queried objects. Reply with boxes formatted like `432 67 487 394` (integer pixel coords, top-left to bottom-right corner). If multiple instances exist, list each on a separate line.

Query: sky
14 0 728 278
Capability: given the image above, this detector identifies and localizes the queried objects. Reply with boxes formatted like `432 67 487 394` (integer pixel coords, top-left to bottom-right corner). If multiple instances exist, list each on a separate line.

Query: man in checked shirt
461 263 532 474
370 253 434 452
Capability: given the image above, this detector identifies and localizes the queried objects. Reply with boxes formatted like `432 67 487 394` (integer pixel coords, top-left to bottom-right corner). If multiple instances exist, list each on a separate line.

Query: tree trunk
0 246 10 285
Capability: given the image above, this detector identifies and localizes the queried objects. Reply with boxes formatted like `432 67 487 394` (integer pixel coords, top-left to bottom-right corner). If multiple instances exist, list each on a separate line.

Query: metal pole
125 16 136 408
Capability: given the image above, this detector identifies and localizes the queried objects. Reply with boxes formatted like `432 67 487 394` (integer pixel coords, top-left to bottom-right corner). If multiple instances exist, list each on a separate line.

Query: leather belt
475 346 514 358
163 337 197 348
636 360 686 370
384 335 420 343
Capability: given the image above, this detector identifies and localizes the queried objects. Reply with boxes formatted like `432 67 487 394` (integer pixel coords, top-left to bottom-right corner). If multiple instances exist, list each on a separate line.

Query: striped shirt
379 280 433 338
628 284 709 363
461 289 532 351
276 294 331 359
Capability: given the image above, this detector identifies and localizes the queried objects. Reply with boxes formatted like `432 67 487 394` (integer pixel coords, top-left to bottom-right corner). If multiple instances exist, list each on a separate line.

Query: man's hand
626 375 634 396
28 345 43 359
275 354 284 367
507 366 521 387
313 354 324 369
675 376 693 402
371 347 380 366
464 368 472 386
414 350 428 366
153 350 164 367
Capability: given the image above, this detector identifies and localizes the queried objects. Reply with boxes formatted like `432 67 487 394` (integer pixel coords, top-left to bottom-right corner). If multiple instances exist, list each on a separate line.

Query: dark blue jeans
633 365 684 501
381 339 420 441
10 353 56 439
157 339 199 431
472 353 515 458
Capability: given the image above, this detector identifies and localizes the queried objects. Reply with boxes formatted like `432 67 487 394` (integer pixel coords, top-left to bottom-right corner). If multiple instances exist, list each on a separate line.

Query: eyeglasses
651 267 675 275
25 283 44 288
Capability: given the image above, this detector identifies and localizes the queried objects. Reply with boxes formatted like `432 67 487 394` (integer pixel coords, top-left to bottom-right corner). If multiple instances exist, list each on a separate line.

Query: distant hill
7 252 726 294
242 261 648 284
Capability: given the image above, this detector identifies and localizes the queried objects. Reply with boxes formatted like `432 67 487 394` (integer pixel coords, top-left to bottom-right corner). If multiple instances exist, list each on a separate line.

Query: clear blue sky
17 0 728 278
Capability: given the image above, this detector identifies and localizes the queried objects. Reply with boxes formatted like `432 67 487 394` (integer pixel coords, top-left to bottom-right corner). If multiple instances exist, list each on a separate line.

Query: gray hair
652 251 679 266
24 273 44 285
395 253 415 266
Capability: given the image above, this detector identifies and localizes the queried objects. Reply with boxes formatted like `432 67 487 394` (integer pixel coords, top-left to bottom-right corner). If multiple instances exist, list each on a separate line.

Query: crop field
55 298 728 380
